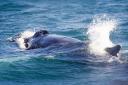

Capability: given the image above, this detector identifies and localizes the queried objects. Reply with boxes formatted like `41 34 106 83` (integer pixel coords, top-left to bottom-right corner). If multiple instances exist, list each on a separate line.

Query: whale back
27 34 83 50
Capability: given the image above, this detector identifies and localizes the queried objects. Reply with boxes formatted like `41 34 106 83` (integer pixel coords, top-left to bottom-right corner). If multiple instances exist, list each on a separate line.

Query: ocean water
0 0 128 85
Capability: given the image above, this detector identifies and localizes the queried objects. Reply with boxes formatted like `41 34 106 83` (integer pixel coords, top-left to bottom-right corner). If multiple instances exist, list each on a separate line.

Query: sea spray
87 14 117 56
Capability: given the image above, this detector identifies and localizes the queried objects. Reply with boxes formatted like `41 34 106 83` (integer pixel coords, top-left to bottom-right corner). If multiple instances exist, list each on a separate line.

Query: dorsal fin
105 45 121 57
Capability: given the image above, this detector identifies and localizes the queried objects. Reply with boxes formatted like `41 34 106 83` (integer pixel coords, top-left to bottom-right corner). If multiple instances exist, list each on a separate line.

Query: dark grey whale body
10 30 121 57
27 34 83 50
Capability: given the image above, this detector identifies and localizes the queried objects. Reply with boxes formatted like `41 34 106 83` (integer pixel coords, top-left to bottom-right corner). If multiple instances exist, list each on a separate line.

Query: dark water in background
0 0 128 85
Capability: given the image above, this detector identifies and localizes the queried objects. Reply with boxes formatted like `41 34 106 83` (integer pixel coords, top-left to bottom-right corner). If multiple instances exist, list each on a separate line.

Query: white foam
15 30 35 49
44 55 55 59
87 14 117 56
107 55 123 63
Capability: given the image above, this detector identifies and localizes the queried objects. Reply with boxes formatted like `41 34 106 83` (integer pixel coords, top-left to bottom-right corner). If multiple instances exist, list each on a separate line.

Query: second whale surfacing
9 30 121 61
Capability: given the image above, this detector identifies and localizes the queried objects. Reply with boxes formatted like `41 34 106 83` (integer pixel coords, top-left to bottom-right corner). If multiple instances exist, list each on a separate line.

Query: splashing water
15 30 35 49
87 14 117 56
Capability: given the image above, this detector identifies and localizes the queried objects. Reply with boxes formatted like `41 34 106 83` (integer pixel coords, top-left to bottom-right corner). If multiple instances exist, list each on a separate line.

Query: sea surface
0 0 128 85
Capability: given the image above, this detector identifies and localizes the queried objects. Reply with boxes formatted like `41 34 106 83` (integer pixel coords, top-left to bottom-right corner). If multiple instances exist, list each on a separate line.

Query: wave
0 56 31 63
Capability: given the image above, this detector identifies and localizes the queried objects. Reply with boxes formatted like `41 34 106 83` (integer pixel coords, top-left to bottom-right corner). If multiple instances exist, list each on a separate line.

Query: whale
9 30 121 57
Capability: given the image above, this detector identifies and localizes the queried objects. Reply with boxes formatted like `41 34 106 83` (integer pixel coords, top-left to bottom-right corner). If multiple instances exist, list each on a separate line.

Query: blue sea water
0 0 128 85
